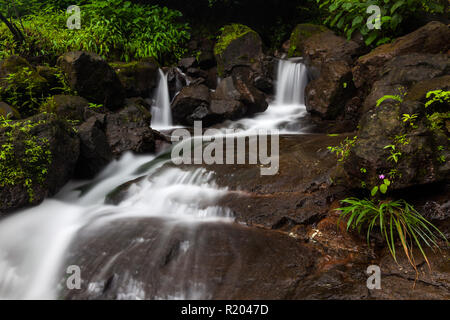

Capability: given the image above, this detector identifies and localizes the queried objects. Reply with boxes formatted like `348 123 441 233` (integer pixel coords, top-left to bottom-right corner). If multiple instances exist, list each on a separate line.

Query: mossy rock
0 101 20 119
0 113 80 213
288 24 328 58
214 24 263 77
110 58 159 98
40 95 89 122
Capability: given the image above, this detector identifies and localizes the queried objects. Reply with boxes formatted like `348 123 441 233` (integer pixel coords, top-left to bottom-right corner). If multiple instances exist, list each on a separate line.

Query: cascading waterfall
151 69 172 128
275 59 308 105
0 59 310 300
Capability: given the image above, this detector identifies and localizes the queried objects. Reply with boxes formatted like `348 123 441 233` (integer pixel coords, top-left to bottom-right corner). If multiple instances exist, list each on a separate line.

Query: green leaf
352 16 363 27
384 179 391 186
380 184 388 194
371 186 379 197
391 1 405 14
365 32 378 46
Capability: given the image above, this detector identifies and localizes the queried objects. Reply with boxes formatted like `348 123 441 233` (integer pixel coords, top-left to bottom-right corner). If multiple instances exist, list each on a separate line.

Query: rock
0 113 80 213
178 57 197 71
105 100 156 156
40 95 90 122
214 24 264 77
343 98 449 190
62 218 319 300
57 51 125 110
288 24 362 65
214 76 268 115
0 101 20 119
353 21 450 89
305 60 354 119
171 84 212 126
288 23 329 58
204 134 351 228
362 53 449 113
111 59 159 98
75 116 113 179
165 67 188 100
209 99 246 120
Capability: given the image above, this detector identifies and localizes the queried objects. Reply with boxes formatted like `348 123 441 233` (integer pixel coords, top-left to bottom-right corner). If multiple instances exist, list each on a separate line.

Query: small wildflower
379 174 385 180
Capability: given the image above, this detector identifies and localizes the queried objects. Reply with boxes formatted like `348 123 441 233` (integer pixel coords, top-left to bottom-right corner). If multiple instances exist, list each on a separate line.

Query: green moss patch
0 116 52 202
214 24 256 57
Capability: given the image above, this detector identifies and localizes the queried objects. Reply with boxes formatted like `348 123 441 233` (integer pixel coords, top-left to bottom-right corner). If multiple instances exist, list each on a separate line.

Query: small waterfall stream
151 69 173 129
0 59 309 300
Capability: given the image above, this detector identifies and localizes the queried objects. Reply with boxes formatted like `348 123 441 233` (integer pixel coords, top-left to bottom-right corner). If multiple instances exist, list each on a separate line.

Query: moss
214 24 256 57
0 116 52 202
288 24 328 58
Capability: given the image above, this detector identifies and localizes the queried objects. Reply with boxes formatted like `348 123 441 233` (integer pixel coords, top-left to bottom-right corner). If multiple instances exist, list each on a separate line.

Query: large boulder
353 21 450 90
111 59 159 98
40 95 90 122
105 99 156 156
343 84 449 191
57 51 125 110
171 84 212 126
0 113 80 213
0 101 20 119
362 53 449 113
213 76 268 115
305 60 354 119
288 24 362 65
214 24 264 77
75 116 113 179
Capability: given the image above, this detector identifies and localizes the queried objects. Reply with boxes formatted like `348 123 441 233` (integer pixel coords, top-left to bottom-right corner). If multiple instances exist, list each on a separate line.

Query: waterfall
275 59 308 106
0 57 311 300
151 69 172 128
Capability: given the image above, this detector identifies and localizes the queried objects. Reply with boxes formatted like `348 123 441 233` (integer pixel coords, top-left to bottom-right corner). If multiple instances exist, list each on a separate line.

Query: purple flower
379 174 385 180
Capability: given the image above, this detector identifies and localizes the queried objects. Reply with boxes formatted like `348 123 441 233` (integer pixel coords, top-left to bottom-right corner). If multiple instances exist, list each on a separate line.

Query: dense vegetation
0 0 190 63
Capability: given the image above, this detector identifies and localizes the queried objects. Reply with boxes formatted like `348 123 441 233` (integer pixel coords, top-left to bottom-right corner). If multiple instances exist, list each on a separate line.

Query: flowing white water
151 69 173 129
0 59 309 299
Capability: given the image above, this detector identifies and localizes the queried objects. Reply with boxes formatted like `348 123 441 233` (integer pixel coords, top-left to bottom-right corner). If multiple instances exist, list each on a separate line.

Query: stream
0 59 315 300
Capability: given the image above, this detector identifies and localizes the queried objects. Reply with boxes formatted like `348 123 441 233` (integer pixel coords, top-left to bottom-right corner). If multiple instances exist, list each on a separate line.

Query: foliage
425 90 450 109
337 198 447 271
327 135 357 162
0 115 52 202
316 0 447 47
0 1 190 63
0 66 45 116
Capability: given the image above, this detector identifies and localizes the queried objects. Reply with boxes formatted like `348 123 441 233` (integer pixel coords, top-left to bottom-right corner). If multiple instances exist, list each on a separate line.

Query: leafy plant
337 198 448 272
425 90 450 108
376 94 403 107
328 135 358 162
384 144 402 163
317 0 446 47
0 116 52 202
0 1 190 63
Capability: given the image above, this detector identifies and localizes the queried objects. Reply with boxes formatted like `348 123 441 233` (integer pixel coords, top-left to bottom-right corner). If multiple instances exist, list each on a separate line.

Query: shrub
316 0 447 46
337 198 448 272
0 0 190 63
0 115 52 202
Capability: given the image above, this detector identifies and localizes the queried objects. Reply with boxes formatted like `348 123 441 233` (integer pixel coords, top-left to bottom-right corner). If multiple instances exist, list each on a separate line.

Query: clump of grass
337 198 448 277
